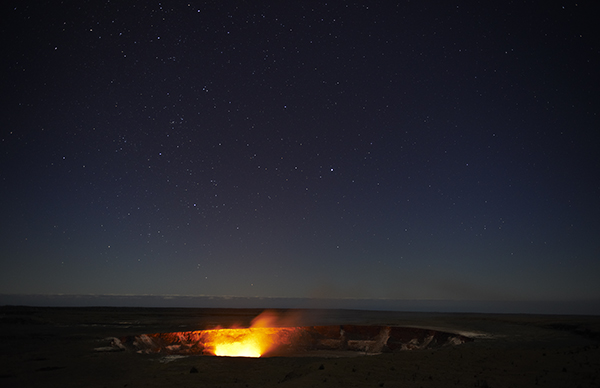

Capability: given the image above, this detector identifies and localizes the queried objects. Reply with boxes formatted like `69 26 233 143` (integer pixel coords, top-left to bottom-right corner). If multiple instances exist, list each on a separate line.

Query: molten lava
200 311 302 357
202 327 288 357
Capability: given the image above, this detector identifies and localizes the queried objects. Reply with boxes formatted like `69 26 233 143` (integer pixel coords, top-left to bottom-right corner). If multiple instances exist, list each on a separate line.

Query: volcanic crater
116 324 473 358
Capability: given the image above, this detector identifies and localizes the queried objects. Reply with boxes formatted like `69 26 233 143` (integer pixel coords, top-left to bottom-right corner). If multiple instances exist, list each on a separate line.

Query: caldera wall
117 325 472 357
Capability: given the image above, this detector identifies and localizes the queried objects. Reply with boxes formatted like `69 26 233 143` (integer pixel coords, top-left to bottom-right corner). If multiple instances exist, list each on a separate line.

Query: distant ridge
1 294 599 315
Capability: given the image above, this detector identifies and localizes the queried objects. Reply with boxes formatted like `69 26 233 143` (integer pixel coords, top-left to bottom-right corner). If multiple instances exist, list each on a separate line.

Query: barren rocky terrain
1 306 599 387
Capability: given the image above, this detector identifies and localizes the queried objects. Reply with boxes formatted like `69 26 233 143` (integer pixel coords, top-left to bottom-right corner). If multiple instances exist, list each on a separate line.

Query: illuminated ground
1 307 599 387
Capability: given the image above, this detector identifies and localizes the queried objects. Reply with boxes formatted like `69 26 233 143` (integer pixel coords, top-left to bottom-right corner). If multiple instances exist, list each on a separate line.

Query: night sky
2 1 599 311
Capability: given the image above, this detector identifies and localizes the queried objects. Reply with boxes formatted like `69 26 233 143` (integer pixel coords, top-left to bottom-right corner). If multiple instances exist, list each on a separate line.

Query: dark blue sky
1 1 599 311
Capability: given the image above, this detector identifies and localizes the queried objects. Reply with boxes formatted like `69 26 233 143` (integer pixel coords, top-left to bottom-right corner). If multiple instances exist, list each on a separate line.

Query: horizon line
2 293 598 302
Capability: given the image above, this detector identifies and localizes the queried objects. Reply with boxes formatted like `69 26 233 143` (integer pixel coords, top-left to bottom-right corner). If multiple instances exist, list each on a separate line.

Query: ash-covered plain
1 306 599 387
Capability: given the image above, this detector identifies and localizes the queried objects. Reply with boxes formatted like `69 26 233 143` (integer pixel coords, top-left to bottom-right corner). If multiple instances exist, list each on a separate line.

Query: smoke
249 308 349 327
250 310 280 327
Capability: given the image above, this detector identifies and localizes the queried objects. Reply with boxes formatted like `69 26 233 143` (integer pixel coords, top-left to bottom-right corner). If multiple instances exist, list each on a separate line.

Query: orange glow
200 311 301 357
203 327 284 357
131 311 304 357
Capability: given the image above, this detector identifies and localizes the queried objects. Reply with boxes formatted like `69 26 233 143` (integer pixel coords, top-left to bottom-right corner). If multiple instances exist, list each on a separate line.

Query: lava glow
204 327 281 357
201 311 300 357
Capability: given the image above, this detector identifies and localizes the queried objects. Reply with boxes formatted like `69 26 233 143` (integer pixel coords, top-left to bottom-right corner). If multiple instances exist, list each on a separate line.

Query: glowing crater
119 324 471 358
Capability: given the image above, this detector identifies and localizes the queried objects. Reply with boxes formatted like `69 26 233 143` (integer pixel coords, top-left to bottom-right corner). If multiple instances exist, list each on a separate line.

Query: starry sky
1 1 599 311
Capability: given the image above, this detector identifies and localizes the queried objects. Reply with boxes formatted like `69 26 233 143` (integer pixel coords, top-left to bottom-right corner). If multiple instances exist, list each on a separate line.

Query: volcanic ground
1 306 599 387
